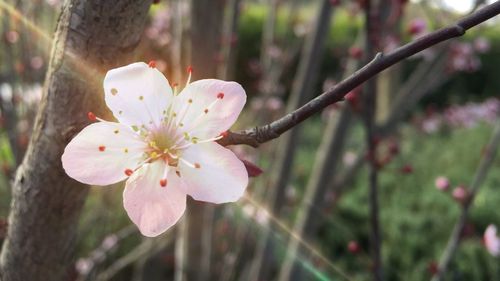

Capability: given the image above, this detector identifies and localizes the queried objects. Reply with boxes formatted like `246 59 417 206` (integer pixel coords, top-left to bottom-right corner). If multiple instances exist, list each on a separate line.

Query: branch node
454 24 466 36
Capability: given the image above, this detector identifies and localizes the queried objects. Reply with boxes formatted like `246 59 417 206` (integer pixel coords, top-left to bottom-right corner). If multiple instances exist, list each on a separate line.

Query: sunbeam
240 194 353 281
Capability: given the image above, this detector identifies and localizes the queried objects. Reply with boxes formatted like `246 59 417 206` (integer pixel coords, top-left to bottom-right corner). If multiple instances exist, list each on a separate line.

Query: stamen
172 83 179 95
217 92 224 99
175 171 181 177
194 163 201 169
87 112 97 121
114 129 119 134
148 60 156 68
160 179 167 187
179 157 196 168
186 66 193 86
124 169 133 176
111 88 118 95
98 145 106 152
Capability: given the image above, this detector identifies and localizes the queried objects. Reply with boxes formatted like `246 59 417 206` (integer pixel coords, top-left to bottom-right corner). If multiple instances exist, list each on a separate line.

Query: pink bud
435 176 450 191
5 30 19 44
408 18 426 35
347 241 360 254
349 46 363 59
428 261 438 276
400 164 413 174
452 185 469 204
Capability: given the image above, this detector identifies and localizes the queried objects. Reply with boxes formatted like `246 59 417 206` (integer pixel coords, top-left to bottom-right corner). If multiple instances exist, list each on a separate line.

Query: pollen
139 96 144 101
124 169 133 176
194 163 201 169
160 179 167 187
98 145 106 152
217 92 224 99
111 88 118 95
87 112 97 121
148 60 156 68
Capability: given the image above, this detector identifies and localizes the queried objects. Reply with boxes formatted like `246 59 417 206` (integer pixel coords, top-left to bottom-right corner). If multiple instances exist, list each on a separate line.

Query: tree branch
218 1 500 147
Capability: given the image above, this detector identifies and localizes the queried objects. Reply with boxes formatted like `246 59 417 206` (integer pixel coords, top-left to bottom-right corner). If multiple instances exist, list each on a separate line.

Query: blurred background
0 0 500 280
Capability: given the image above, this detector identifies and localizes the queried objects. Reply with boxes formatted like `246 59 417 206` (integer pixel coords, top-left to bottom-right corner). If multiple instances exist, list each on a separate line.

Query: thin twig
432 118 500 281
218 1 500 148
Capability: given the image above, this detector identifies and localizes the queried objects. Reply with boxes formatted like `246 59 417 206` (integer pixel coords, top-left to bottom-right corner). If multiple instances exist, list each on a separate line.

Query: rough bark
0 1 152 280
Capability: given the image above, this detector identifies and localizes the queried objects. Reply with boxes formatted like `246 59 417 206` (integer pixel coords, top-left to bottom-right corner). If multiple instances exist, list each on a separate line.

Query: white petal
62 122 147 185
103 62 173 130
179 142 248 204
123 161 186 237
173 79 246 139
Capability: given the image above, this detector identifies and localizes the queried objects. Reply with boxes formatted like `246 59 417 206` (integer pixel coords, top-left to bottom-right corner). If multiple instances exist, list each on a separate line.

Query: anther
187 66 193 73
98 145 106 152
139 96 144 101
194 163 201 169
176 171 181 177
160 179 167 187
217 92 224 99
188 99 193 103
204 109 209 114
220 131 229 138
87 112 97 121
111 88 118 95
114 129 119 134
124 169 133 176
148 60 156 68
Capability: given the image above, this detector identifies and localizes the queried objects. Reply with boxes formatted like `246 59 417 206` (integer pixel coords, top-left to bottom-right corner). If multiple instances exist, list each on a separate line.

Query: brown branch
218 1 500 148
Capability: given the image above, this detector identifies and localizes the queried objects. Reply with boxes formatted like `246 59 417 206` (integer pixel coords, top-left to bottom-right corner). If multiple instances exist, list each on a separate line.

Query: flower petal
62 121 147 185
123 161 186 237
103 62 173 130
173 79 246 139
179 142 248 204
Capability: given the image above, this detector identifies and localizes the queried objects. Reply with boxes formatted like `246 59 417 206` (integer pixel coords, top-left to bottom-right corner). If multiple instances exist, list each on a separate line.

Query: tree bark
0 1 152 280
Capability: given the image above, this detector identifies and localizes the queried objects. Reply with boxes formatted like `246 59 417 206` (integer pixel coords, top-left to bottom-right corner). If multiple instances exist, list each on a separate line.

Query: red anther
124 169 133 176
187 65 193 73
148 60 156 68
217 92 225 99
172 82 178 88
98 145 106 152
220 131 229 138
194 163 201 169
204 109 209 114
87 112 97 121
160 179 167 187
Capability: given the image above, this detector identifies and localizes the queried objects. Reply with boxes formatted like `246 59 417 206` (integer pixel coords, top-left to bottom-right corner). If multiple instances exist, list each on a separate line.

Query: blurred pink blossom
484 224 500 257
435 176 450 191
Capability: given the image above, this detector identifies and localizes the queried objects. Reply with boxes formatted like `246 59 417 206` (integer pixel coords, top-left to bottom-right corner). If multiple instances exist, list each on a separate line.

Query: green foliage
291 121 500 281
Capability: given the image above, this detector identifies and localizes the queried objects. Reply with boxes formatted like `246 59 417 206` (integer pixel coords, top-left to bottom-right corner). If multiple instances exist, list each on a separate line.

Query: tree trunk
0 1 152 280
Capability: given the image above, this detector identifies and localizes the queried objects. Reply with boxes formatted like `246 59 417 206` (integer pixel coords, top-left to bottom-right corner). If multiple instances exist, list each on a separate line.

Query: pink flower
435 176 450 191
62 62 248 237
484 224 500 257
